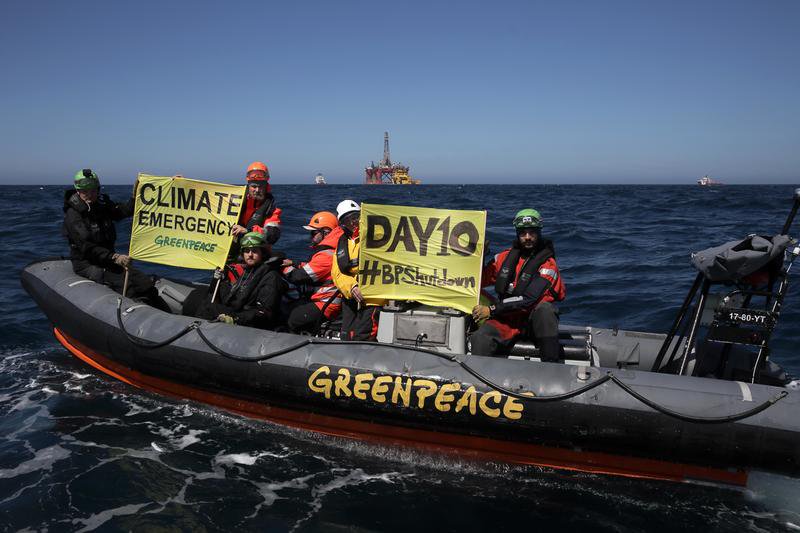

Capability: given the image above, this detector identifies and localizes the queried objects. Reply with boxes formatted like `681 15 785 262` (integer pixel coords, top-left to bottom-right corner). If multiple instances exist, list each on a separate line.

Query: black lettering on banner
387 217 417 253
140 183 156 205
228 194 242 216
436 217 450 256
176 187 196 210
449 221 479 256
197 191 211 212
366 215 391 248
157 186 169 207
213 191 226 214
410 216 438 256
360 260 381 286
382 264 394 284
174 214 185 231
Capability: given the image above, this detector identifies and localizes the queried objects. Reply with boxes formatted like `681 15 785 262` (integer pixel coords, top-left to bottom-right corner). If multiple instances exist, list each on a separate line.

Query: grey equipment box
377 304 467 354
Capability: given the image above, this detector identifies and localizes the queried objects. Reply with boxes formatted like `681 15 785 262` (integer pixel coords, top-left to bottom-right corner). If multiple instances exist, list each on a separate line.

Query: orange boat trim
53 327 748 487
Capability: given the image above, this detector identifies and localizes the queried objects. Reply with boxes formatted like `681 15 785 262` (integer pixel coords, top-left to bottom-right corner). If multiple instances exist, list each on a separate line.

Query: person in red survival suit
469 208 566 362
282 211 345 333
230 161 282 247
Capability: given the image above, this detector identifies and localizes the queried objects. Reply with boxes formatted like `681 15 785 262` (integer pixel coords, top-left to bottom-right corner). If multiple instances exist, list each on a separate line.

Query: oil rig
364 132 421 185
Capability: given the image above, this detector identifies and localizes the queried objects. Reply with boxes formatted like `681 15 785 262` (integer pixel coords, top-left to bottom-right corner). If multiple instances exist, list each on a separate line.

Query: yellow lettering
455 386 477 415
434 383 461 412
414 379 438 408
307 366 332 399
392 376 412 407
371 375 392 403
353 373 374 400
335 368 352 397
503 397 524 420
478 391 502 418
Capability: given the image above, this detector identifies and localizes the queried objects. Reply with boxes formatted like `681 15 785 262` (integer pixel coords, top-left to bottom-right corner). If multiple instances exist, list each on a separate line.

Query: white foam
72 502 150 532
0 445 70 479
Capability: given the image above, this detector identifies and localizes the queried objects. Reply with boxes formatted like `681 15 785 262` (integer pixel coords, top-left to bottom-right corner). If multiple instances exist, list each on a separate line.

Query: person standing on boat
182 231 285 328
282 211 344 333
331 200 385 341
62 169 168 310
230 161 282 251
470 209 566 361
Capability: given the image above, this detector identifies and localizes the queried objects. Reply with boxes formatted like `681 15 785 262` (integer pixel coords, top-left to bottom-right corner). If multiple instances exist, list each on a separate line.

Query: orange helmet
303 211 338 232
246 161 270 182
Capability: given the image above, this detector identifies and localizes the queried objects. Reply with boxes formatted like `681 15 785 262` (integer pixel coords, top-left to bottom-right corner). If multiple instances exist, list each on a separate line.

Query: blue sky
1 0 798 184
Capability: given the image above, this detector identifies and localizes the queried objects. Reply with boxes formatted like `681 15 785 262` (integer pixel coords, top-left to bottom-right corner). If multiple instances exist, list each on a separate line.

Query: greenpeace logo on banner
129 174 245 270
358 203 486 314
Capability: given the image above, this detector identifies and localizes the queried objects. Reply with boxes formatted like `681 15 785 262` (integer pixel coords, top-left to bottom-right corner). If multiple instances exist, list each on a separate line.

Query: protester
330 200 385 340
469 208 566 361
230 161 282 251
182 231 285 327
283 211 344 333
62 169 168 310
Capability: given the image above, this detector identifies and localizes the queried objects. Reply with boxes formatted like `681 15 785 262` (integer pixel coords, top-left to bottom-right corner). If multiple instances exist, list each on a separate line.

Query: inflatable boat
21 193 800 488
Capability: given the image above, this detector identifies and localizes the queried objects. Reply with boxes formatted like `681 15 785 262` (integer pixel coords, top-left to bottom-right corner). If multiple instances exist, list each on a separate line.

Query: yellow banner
129 174 245 270
358 203 486 314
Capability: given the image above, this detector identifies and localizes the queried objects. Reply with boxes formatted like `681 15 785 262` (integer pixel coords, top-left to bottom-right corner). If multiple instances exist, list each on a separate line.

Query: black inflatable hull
21 260 800 487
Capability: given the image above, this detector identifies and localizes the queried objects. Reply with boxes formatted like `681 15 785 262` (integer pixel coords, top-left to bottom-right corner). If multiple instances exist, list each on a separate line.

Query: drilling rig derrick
364 132 421 185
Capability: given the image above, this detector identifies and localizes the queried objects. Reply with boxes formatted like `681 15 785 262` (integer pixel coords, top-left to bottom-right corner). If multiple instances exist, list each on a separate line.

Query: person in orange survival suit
230 161 282 248
282 211 345 333
330 200 387 341
469 208 566 361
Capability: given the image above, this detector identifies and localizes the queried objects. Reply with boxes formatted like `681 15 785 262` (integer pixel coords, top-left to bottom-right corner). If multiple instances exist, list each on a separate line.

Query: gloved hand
112 253 132 268
212 267 223 280
472 305 491 322
231 224 248 237
217 314 235 325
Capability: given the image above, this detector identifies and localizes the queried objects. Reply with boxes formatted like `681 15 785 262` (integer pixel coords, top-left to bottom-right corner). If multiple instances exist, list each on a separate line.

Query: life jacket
336 230 359 274
495 240 555 297
240 194 276 230
62 190 123 260
303 227 344 313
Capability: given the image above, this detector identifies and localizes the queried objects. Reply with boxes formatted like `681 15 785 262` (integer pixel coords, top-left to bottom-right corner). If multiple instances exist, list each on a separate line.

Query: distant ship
314 173 326 185
698 175 722 186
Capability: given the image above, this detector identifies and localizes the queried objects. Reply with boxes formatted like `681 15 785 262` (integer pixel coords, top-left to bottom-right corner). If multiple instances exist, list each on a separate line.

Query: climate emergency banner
358 203 486 314
129 174 245 270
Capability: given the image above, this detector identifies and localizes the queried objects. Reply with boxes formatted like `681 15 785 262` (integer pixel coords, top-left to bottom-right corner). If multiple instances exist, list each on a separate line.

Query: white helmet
336 199 361 220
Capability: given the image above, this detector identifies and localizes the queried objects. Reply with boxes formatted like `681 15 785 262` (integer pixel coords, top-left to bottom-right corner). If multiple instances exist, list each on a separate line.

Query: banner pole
211 278 221 303
122 267 130 298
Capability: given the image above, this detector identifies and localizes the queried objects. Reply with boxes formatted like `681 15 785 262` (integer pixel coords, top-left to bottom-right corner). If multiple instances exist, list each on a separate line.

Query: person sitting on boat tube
62 169 169 311
181 231 285 328
469 209 566 361
282 211 344 333
229 161 282 256
331 200 386 341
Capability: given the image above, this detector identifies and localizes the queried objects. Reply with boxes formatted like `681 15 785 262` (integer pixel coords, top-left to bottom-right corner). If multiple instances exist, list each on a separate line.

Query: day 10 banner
129 174 245 270
358 203 487 314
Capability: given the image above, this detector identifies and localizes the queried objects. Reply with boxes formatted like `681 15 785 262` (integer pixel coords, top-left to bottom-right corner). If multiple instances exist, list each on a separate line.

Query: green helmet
240 231 267 249
513 208 543 229
73 168 100 190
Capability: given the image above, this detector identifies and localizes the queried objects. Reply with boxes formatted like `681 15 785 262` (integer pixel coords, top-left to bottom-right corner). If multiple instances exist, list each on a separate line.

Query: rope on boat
116 299 200 348
115 299 789 424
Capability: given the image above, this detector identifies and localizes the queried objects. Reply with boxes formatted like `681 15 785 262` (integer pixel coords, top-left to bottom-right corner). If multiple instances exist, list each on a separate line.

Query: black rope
608 374 788 424
116 299 789 424
116 299 199 349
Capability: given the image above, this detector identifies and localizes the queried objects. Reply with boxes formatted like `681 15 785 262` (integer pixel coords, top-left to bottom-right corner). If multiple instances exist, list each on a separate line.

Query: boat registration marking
736 381 753 402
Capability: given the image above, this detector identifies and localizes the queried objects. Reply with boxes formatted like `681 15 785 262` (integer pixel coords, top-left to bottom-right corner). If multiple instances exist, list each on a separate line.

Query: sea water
2 184 799 531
